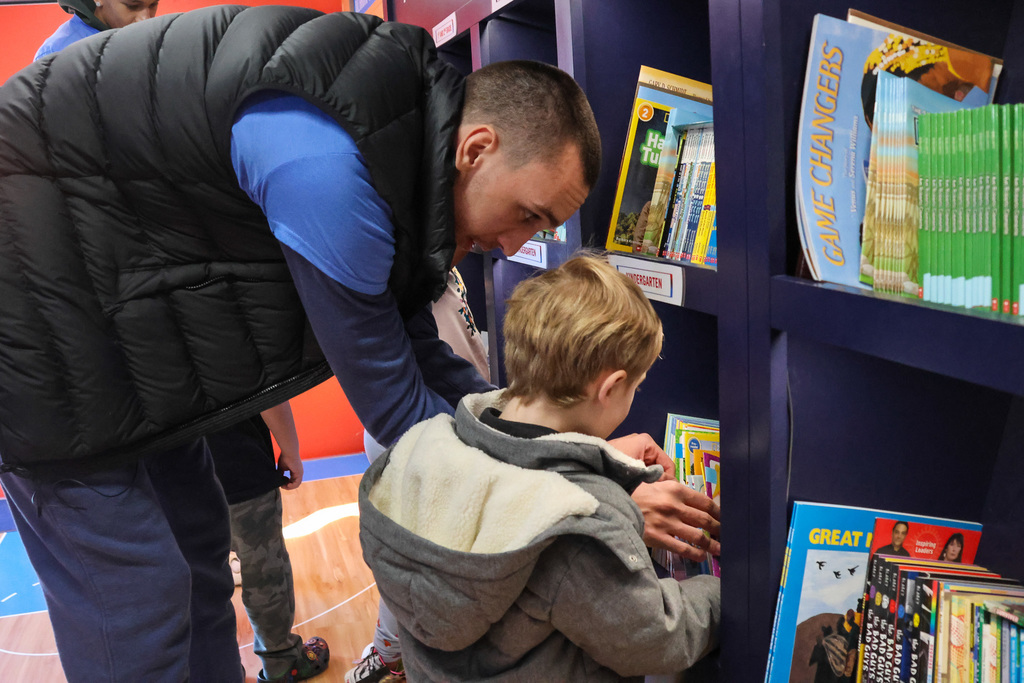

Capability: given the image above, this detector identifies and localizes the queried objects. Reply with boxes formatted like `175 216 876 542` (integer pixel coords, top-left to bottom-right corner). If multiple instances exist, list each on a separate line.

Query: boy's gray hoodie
358 391 720 681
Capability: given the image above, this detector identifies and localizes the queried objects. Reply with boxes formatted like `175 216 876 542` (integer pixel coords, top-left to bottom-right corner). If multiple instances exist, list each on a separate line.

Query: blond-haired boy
358 254 720 681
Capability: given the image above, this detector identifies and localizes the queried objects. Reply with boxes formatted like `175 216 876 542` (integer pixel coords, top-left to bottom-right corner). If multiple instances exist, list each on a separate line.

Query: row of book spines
642 124 717 267
658 164 717 266
918 103 1024 314
855 556 1023 683
942 599 1023 683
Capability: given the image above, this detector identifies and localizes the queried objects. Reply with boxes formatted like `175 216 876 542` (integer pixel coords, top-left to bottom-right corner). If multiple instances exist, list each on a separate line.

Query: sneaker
257 636 331 682
344 646 403 683
229 551 242 587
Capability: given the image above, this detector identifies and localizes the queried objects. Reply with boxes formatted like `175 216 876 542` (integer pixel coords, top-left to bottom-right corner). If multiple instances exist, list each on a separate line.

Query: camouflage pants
230 488 303 679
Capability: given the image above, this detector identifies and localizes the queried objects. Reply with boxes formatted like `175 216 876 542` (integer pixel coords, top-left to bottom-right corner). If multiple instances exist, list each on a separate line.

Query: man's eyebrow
533 204 560 227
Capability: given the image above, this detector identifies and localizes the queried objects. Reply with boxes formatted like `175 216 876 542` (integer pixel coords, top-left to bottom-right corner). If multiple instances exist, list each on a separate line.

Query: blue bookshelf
387 0 1024 680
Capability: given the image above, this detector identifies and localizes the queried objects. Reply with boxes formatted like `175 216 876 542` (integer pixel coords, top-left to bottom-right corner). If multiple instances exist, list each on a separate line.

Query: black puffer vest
0 6 462 478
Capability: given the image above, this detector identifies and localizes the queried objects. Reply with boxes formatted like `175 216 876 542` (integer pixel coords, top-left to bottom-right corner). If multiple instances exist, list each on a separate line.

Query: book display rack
389 1 1024 679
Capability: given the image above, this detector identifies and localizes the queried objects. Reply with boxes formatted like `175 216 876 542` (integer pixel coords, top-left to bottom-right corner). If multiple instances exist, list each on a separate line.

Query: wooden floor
0 474 380 683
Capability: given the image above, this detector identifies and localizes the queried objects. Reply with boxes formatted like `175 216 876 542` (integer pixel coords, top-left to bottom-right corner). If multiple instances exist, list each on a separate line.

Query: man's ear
454 124 498 173
594 369 629 403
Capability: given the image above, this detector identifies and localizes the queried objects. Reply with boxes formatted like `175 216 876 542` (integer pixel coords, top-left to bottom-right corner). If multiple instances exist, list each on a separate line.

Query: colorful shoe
257 636 331 682
344 646 403 683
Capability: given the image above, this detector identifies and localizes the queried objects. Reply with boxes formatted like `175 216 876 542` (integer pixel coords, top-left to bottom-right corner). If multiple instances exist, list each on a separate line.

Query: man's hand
608 433 721 561
632 480 721 562
607 432 675 481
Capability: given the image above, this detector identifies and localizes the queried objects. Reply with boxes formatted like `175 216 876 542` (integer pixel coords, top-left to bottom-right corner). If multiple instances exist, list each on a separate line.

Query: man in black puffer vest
0 6 601 682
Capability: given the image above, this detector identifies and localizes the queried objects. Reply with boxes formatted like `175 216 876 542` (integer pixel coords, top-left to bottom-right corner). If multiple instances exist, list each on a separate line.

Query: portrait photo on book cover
867 517 981 563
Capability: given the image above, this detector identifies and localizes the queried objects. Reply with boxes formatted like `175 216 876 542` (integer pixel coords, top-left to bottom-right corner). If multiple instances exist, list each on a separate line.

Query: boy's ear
454 124 498 172
594 369 629 403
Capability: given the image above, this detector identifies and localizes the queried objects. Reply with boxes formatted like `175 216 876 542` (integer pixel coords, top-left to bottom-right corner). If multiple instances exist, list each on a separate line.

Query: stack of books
794 10 1002 293
917 104 1024 314
765 501 1023 683
604 66 717 269
653 413 720 579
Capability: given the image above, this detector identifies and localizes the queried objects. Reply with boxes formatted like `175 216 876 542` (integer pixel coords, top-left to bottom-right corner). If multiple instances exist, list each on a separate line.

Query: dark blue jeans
0 439 243 683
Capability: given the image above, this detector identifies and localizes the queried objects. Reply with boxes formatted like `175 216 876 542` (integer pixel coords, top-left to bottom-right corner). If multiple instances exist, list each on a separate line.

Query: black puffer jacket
0 6 462 478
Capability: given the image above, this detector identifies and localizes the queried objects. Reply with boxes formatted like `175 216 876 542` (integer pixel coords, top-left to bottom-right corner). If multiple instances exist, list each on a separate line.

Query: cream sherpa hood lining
368 391 658 555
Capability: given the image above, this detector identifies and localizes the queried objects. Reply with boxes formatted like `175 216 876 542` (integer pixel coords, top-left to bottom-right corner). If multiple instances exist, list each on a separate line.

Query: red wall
0 0 383 460
1 0 385 84
0 3 69 83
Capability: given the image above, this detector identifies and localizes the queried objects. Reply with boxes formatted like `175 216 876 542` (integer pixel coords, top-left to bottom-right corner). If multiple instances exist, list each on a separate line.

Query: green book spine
954 109 966 307
1015 103 1024 314
965 109 977 307
941 111 953 305
979 106 991 310
920 114 932 301
988 105 999 311
1000 104 1014 313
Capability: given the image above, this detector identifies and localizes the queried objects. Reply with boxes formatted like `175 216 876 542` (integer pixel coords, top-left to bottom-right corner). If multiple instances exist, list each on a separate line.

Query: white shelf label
432 12 457 46
508 240 548 268
608 255 685 306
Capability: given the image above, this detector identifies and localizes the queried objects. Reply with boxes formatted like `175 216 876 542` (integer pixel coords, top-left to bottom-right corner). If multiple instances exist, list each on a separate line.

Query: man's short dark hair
893 521 910 532
463 60 601 189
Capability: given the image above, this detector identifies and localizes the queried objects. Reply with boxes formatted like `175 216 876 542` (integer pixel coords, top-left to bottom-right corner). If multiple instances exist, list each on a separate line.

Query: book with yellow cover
605 66 712 254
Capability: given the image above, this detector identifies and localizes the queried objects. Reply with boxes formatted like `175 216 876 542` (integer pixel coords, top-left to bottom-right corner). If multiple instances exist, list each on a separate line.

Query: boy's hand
277 446 304 490
632 481 721 561
607 432 675 481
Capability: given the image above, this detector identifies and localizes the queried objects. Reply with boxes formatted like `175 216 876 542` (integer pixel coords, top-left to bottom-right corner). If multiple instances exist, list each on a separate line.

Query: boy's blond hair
503 253 663 407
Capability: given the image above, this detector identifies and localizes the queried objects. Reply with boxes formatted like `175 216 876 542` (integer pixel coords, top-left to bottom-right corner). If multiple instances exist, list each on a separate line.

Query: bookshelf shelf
680 264 718 317
770 275 1024 395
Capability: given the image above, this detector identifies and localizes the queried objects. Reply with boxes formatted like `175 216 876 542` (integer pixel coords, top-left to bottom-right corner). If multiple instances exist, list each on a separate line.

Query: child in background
357 253 721 681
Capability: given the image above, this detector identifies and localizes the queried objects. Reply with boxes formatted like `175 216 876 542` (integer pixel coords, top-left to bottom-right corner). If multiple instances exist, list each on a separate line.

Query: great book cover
795 12 1000 289
764 502 982 683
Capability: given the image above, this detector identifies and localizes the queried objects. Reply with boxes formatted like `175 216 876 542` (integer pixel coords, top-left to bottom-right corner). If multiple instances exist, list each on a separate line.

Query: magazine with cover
605 67 713 254
764 501 982 683
794 12 1001 289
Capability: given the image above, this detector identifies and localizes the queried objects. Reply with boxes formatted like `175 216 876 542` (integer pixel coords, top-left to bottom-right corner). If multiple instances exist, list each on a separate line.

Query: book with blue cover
764 501 983 683
795 12 1000 289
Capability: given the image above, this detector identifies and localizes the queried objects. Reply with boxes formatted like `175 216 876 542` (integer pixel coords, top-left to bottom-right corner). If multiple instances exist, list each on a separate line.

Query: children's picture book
657 413 720 580
605 66 713 255
794 12 1001 289
764 501 982 683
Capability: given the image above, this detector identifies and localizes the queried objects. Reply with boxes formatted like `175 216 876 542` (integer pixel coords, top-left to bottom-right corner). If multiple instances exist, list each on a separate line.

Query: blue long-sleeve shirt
231 92 494 446
34 15 98 60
